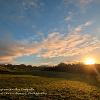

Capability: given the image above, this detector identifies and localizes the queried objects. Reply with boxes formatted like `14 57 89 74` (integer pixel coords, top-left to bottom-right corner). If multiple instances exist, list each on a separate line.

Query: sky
0 0 100 65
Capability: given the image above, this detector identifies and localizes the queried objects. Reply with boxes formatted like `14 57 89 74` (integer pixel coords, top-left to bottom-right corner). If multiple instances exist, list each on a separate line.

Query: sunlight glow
84 58 95 65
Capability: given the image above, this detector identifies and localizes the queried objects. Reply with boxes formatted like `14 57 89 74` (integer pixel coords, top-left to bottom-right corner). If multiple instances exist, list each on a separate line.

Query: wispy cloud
74 21 92 33
39 32 100 58
22 0 39 9
65 15 72 22
9 0 40 22
0 37 40 63
64 12 74 22
0 22 100 63
64 0 93 11
84 21 92 27
77 0 93 6
38 22 99 58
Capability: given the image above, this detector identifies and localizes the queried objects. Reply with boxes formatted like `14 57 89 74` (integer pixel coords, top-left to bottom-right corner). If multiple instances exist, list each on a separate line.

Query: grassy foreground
0 72 100 100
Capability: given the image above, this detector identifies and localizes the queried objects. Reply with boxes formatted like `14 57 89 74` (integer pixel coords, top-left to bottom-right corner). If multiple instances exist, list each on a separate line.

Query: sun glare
84 58 95 65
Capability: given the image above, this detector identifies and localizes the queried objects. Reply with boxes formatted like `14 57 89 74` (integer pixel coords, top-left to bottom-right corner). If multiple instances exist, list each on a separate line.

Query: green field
0 71 100 100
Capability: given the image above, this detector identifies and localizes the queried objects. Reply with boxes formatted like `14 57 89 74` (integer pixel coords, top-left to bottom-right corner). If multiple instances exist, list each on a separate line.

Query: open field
0 71 100 100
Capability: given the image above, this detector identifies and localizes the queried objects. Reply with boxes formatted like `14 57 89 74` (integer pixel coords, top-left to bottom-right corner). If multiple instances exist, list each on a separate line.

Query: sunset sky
0 0 100 65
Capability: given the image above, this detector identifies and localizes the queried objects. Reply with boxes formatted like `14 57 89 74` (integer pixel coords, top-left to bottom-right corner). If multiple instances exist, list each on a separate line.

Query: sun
84 58 95 65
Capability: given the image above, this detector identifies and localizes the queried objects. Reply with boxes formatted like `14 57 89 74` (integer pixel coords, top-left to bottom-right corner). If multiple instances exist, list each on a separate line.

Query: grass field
0 71 100 100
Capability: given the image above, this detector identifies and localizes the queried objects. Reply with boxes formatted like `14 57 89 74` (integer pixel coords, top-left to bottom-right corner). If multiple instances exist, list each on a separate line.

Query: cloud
64 12 74 22
78 0 93 6
84 21 92 27
74 21 92 33
22 0 39 10
38 22 99 58
39 32 100 58
0 37 40 63
0 22 99 63
64 0 93 11
65 15 72 21
64 0 93 6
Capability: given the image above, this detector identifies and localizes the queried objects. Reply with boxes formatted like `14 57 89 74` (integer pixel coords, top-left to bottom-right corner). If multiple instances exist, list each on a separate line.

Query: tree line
0 63 100 74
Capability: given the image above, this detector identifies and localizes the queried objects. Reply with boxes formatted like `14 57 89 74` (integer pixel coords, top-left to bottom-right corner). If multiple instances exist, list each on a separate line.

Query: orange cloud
0 22 100 63
39 32 100 58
